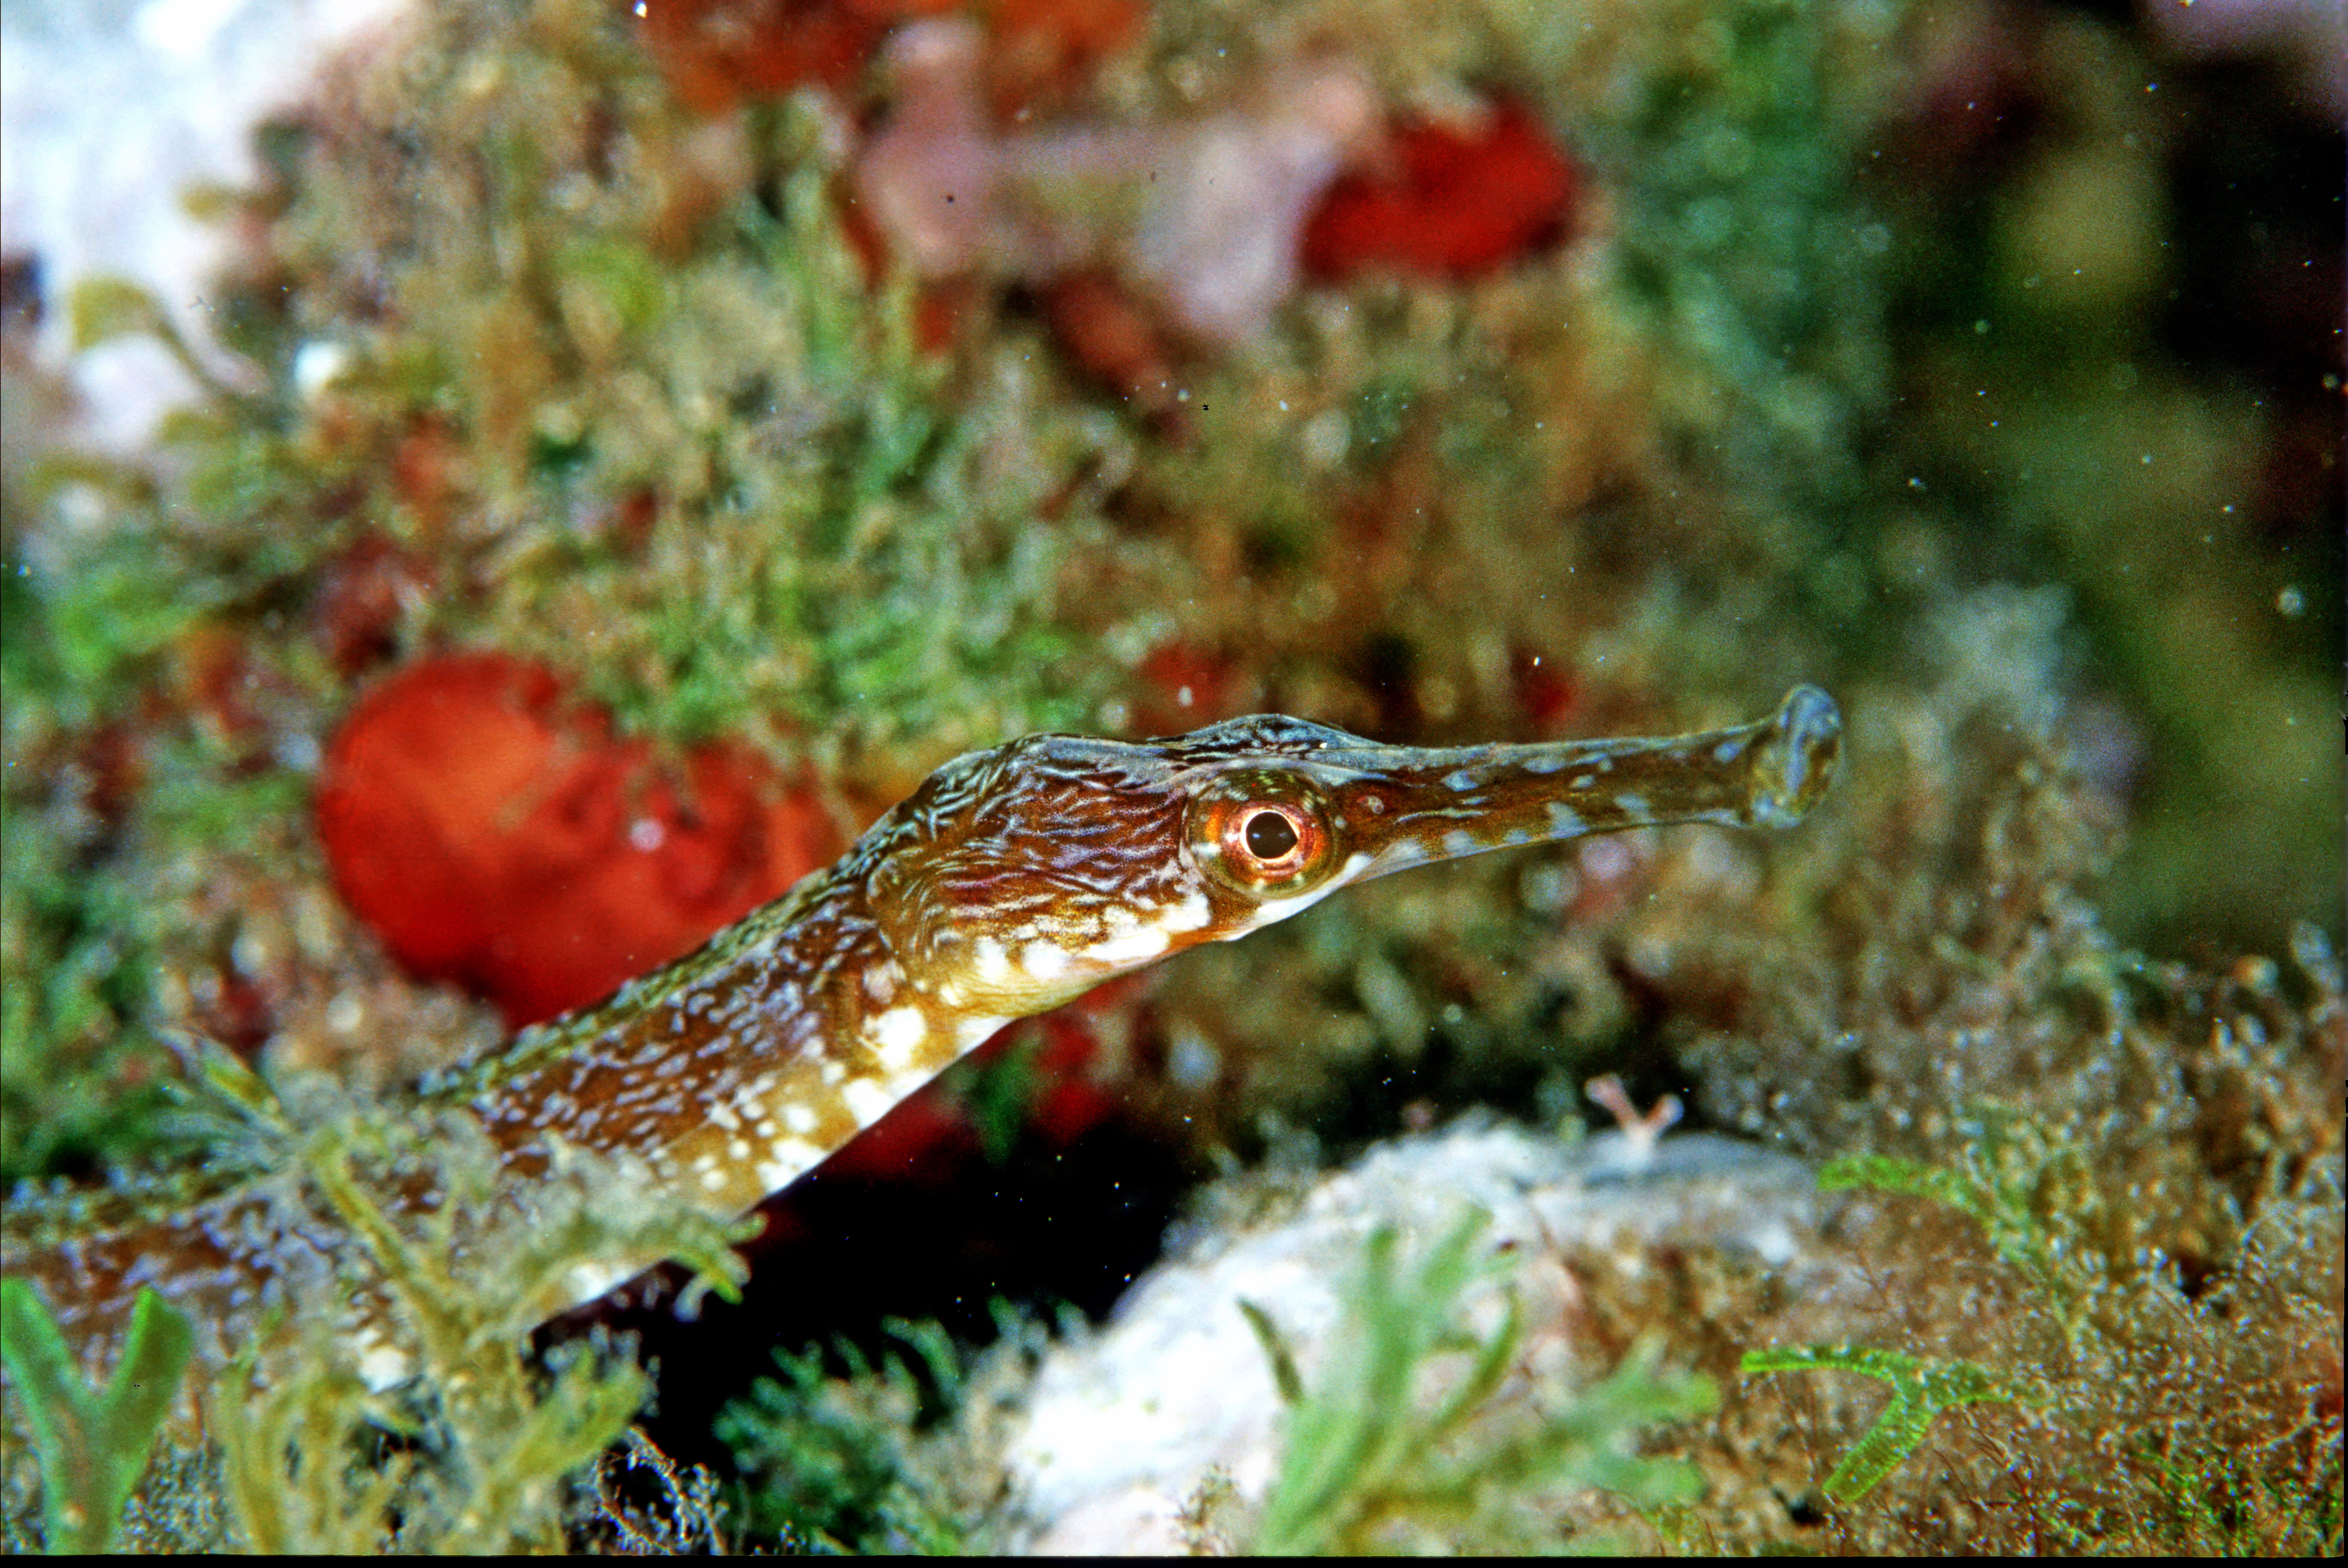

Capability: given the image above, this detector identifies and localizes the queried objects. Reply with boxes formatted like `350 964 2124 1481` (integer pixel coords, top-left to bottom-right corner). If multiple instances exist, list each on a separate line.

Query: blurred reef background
2 0 2339 1551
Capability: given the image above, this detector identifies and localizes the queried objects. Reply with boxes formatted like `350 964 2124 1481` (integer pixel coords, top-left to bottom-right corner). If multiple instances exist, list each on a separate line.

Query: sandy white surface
1003 1122 1829 1553
1 0 409 447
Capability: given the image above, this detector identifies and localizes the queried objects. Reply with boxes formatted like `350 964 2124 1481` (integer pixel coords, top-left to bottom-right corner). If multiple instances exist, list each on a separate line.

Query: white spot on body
973 938 1013 984
1521 753 1569 775
755 1141 826 1194
841 1076 898 1128
1020 940 1071 980
725 1096 767 1140
1078 921 1172 967
1443 768 1480 792
1712 738 1744 765
1545 800 1585 836
953 1014 1010 1052
1615 792 1652 820
568 1259 636 1305
868 1006 929 1072
1161 892 1213 932
782 1102 818 1136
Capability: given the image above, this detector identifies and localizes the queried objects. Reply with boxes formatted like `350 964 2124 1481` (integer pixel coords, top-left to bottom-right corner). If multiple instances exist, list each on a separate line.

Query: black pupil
1244 810 1300 860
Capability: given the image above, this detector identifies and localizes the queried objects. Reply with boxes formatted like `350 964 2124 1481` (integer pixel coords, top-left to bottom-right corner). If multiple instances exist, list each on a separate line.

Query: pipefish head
872 685 1840 1019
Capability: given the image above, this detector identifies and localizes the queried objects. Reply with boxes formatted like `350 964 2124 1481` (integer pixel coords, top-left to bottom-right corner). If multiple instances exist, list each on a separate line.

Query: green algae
1739 1344 2017 1506
1248 1211 1714 1554
1728 1124 2341 1551
717 1304 1059 1552
3 1056 752 1552
1 540 190 1184
0 1282 195 1554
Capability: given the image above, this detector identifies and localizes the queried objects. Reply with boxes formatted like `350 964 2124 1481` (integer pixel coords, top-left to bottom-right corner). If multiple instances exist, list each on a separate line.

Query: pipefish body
4 686 1840 1388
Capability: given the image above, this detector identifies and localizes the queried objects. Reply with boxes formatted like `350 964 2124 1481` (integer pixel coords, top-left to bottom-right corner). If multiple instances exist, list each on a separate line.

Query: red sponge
316 653 835 1028
1303 100 1579 282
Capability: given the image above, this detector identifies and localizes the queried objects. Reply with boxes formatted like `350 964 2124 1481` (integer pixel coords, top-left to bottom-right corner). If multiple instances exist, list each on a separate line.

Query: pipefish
4 686 1840 1387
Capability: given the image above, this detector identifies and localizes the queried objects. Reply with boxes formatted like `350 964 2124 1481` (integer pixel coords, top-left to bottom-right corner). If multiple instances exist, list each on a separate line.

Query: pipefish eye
1190 775 1337 894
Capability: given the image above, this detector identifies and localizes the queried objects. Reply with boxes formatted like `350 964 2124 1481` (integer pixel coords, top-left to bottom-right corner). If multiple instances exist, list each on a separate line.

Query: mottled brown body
4 688 1840 1385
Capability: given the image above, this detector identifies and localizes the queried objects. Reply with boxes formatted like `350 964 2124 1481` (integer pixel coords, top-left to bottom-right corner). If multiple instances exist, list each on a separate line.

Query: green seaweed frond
1738 1344 2019 1505
206 1341 410 1554
1741 1112 2342 1552
718 1311 1004 1553
719 1296 1065 1552
1237 1296 1308 1407
0 1282 196 1554
308 1109 751 1364
424 85 1122 756
0 1060 758 1552
207 1330 650 1554
1249 1211 1715 1554
189 1101 754 1553
1821 1102 2113 1337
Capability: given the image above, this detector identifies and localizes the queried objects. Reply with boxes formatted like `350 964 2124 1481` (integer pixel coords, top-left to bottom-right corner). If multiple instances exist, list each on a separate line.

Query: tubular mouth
1311 683 1846 887
1742 684 1842 829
